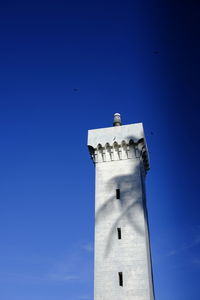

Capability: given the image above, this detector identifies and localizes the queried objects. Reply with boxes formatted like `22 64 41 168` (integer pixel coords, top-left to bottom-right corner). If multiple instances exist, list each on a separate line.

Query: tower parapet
88 123 150 171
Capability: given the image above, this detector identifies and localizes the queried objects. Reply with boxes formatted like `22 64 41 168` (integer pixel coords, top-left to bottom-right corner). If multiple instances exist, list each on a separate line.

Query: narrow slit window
118 272 123 286
116 189 120 199
117 228 121 239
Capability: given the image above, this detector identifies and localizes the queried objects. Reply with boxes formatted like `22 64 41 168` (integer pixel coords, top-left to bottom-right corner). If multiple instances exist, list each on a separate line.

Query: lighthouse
88 114 154 300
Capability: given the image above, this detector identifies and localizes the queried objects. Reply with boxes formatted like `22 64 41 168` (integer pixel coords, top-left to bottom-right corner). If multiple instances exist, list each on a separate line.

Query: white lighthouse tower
88 114 154 300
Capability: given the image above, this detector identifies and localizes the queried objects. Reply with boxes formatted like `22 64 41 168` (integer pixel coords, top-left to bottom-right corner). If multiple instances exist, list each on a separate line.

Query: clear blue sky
0 1 199 299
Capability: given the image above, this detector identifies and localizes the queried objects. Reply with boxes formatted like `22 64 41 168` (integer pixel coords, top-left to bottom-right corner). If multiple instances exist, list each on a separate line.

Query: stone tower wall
88 122 154 300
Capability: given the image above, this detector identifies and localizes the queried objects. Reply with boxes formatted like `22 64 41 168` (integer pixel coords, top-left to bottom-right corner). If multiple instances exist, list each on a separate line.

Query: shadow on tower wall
94 136 148 258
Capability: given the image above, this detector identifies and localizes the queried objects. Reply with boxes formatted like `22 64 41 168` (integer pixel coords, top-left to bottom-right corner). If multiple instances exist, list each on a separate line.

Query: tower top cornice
88 122 150 171
88 123 145 147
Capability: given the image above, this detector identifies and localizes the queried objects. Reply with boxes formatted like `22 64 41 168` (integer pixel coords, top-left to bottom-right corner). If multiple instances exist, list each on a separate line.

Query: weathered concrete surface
88 122 154 300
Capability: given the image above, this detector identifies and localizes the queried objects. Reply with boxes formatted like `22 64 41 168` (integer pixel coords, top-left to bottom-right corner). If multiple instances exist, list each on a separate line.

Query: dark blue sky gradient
0 1 200 299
